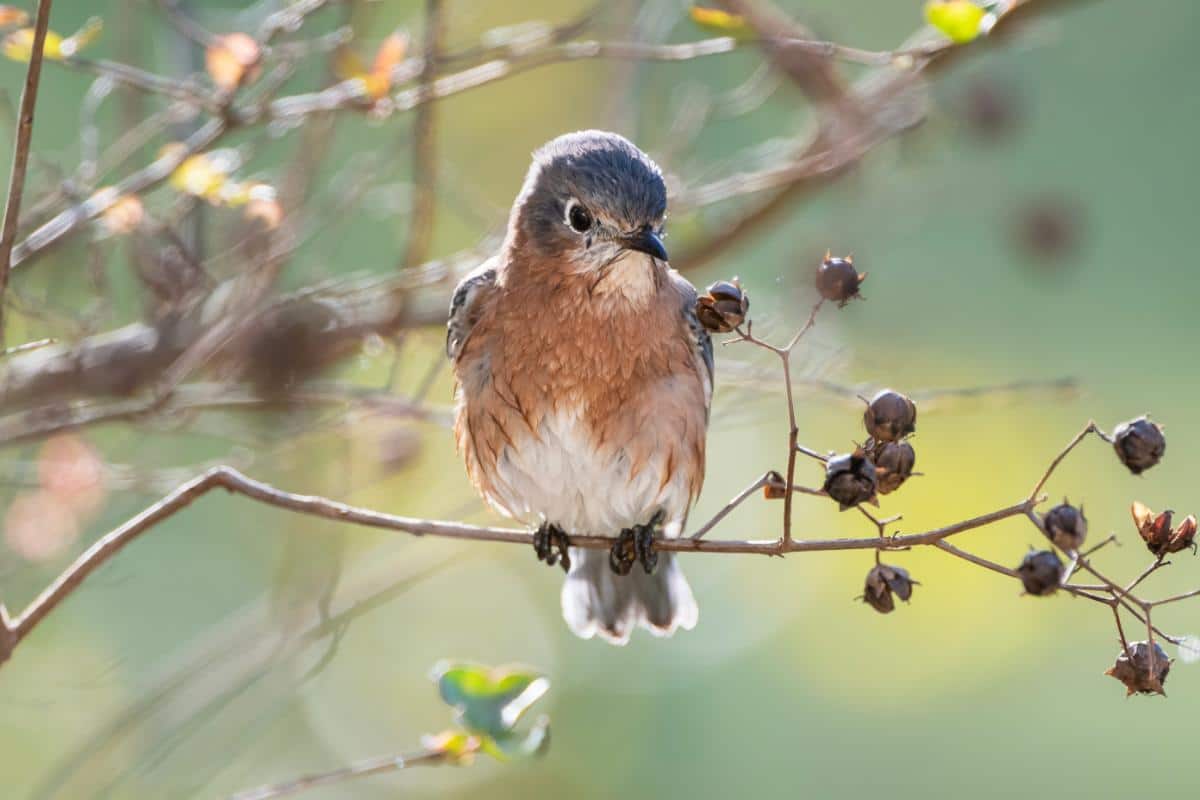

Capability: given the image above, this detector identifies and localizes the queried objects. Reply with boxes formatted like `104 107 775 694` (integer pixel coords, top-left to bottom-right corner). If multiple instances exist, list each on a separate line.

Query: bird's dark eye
566 201 593 233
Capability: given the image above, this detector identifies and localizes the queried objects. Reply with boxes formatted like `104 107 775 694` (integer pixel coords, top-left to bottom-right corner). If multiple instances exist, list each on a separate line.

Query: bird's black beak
622 227 668 262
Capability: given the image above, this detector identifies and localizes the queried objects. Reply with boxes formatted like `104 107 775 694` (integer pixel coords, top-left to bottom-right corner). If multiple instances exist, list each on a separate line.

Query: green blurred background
3 0 1200 797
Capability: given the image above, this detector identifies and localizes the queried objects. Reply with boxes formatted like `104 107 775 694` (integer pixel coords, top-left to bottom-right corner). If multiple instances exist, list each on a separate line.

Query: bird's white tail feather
560 549 697 645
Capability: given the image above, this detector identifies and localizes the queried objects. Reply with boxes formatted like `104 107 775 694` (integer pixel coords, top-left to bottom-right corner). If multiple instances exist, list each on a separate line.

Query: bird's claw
610 511 664 575
533 523 571 573
635 525 657 574
609 529 636 576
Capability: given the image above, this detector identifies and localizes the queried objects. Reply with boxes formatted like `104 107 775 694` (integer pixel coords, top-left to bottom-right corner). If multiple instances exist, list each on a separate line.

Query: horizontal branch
0 465 1035 667
230 749 444 800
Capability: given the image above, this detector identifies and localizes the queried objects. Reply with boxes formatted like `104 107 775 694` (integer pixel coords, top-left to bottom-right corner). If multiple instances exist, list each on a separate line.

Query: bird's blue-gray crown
509 130 669 264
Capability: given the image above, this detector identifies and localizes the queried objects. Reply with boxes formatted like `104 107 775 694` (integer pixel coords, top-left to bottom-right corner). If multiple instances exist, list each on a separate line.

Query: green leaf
481 716 551 761
432 661 550 738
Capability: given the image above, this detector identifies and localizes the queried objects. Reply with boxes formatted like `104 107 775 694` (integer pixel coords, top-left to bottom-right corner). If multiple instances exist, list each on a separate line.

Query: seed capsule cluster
823 389 920 514
823 389 918 510
697 271 1193 695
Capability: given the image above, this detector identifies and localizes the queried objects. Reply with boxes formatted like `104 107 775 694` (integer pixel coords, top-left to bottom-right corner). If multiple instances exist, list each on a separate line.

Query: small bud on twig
1016 550 1063 596
206 33 262 91
1112 416 1165 475
1106 641 1170 696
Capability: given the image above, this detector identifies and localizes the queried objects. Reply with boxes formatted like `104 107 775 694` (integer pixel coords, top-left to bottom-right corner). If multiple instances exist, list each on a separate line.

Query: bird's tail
560 548 698 645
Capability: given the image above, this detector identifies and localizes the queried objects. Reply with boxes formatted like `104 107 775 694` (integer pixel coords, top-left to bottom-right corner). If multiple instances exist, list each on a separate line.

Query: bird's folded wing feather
446 258 499 361
670 270 714 416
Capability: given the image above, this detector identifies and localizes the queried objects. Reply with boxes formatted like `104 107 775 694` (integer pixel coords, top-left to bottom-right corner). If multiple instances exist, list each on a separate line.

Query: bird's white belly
483 406 689 537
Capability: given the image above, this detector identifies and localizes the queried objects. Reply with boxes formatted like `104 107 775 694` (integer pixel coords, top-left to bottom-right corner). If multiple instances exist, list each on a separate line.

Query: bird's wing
446 258 499 361
670 270 714 415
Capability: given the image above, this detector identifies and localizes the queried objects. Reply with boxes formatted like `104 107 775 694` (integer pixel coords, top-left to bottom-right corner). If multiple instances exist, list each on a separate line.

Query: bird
446 130 713 645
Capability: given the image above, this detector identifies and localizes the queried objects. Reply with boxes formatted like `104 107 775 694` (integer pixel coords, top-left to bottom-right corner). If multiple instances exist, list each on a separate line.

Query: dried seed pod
695 278 750 333
814 252 866 307
863 389 917 442
1132 502 1197 557
873 440 915 494
1170 514 1198 554
1106 641 1171 696
1112 416 1165 475
1131 501 1176 557
823 450 877 510
1042 500 1087 551
862 564 916 614
1016 550 1063 596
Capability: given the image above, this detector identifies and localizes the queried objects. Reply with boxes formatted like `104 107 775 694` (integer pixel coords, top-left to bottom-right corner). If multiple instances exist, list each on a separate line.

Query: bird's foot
533 522 571 573
610 511 665 576
609 529 636 576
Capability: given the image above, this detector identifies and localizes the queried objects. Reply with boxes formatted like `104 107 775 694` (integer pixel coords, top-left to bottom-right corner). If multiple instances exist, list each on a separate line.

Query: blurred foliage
433 661 550 760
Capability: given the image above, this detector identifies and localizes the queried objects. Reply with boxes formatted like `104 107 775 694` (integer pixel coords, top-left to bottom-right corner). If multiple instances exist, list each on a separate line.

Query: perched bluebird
447 130 713 645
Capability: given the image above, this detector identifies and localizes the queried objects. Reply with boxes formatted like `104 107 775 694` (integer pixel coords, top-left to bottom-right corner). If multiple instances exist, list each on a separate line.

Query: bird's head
508 130 669 277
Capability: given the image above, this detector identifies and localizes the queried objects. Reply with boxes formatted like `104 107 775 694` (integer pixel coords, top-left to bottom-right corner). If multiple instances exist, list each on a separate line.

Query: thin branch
62 56 222 113
1121 558 1168 597
1028 420 1100 501
1112 605 1130 655
0 463 1036 667
1149 587 1200 608
0 0 55 341
229 749 445 800
1079 533 1119 558
402 0 446 269
0 336 54 357
689 471 775 540
155 0 219 48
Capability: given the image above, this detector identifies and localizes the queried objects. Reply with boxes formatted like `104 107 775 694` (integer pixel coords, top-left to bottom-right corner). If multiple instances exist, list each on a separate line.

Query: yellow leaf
168 152 228 200
360 72 390 102
688 6 754 40
923 0 986 44
3 28 64 62
370 29 408 81
218 180 273 208
421 731 482 765
206 32 261 90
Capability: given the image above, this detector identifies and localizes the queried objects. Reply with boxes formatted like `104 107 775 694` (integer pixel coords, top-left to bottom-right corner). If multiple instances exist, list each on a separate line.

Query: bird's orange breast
453 260 707 532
